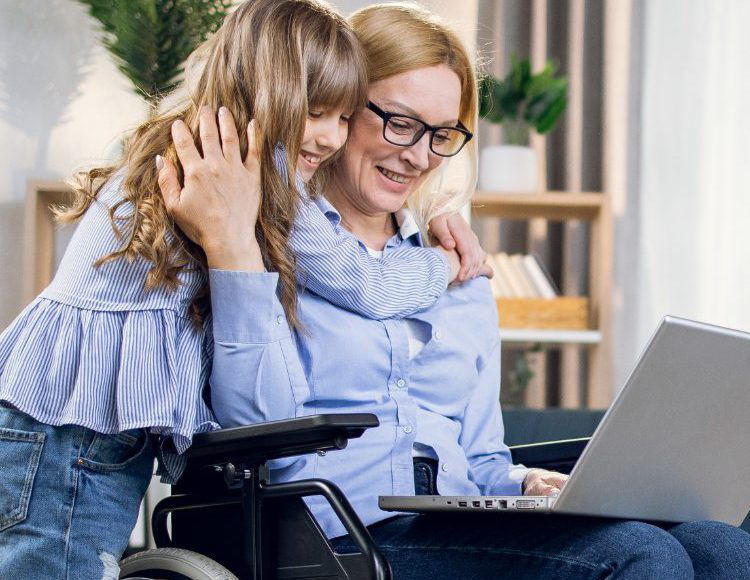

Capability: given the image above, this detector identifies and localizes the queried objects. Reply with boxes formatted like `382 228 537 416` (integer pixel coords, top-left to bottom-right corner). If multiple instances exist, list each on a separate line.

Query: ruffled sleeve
0 172 219 483
0 297 218 477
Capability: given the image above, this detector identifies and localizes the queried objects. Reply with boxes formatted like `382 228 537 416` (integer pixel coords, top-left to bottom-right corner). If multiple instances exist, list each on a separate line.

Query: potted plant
478 55 568 193
78 0 232 117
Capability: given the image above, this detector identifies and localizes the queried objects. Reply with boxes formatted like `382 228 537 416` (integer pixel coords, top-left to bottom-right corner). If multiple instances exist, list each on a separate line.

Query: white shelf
499 328 603 345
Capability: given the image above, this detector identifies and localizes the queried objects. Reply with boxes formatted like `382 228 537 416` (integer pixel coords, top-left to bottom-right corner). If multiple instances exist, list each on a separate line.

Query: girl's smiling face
296 106 352 182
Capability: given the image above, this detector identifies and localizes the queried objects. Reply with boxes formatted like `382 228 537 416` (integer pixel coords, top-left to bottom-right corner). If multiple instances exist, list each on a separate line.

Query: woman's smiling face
332 64 462 216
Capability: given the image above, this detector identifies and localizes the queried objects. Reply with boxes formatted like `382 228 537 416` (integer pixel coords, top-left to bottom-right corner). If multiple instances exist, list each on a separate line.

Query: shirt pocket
77 429 152 473
0 428 45 532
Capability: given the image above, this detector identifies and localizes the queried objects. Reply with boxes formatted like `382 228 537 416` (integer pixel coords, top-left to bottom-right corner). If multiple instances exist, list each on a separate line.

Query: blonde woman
0 1 485 577
166 3 750 579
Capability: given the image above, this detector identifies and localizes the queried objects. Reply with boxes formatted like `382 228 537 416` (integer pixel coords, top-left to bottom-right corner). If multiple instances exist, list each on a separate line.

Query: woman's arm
459 329 567 496
208 269 305 427
458 332 530 495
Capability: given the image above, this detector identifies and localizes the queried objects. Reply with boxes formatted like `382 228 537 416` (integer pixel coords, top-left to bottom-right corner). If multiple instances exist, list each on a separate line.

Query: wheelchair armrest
509 437 590 474
184 413 379 467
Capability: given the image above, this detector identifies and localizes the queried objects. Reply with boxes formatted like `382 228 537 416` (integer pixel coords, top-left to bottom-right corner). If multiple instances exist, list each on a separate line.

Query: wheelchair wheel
119 547 239 580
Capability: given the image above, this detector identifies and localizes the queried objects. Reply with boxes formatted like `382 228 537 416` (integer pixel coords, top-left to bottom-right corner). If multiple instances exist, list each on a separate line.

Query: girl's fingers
217 106 241 164
171 119 203 173
477 263 494 279
472 250 486 278
430 214 457 250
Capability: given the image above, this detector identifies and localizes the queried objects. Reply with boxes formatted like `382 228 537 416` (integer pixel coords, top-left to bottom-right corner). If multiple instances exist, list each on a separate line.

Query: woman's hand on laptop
522 469 569 496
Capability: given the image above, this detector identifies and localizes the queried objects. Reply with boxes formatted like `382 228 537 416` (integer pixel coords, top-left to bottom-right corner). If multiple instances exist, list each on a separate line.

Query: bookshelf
23 180 74 306
472 191 613 409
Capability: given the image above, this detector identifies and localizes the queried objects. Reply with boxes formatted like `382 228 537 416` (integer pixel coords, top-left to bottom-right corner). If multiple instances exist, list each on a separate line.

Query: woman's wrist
205 240 265 272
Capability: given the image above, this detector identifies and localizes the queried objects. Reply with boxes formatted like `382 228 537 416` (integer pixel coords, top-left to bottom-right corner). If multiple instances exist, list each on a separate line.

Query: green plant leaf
78 0 231 105
479 56 568 138
525 78 568 134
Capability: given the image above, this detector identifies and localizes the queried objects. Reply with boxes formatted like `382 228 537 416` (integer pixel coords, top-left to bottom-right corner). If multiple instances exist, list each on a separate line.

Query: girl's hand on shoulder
157 106 264 271
429 213 492 283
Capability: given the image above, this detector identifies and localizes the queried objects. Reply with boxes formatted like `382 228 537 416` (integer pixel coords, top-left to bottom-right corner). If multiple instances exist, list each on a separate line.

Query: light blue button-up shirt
209 196 528 539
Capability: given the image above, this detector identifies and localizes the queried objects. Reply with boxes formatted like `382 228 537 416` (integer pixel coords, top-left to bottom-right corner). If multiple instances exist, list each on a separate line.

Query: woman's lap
331 512 750 580
0 405 155 580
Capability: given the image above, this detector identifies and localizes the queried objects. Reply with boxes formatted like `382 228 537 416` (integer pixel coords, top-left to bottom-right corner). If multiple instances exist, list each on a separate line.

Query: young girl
0 0 484 577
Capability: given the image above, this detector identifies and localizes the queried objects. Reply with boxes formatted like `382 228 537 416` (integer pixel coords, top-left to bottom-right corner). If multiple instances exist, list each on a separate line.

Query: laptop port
498 500 507 509
516 499 536 509
472 501 481 508
458 501 468 507
485 500 494 508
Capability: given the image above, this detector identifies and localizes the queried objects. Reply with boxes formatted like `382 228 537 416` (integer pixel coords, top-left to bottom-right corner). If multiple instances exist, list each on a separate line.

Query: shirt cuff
509 466 531 494
209 269 290 343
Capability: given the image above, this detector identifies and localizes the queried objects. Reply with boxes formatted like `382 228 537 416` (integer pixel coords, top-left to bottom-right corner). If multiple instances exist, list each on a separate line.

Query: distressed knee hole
99 551 120 580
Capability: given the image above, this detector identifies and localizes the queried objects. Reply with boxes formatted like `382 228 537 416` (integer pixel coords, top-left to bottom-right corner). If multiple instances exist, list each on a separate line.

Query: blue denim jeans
331 458 750 579
0 404 155 580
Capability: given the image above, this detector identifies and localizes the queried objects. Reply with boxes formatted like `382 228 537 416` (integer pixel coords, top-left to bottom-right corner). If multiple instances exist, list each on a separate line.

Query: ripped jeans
0 404 155 580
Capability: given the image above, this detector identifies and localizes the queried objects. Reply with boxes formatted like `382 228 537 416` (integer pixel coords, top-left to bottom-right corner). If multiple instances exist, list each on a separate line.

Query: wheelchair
119 413 587 580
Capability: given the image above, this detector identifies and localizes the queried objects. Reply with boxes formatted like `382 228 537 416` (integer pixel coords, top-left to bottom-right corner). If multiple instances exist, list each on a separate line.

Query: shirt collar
393 208 423 244
312 196 424 247
312 194 343 228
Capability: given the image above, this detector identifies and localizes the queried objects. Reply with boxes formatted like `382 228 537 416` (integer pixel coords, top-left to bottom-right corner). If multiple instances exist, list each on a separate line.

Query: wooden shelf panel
472 192 605 220
496 297 589 330
499 328 603 345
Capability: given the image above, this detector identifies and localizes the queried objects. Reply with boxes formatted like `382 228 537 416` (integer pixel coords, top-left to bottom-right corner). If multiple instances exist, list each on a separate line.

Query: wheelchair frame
144 414 587 580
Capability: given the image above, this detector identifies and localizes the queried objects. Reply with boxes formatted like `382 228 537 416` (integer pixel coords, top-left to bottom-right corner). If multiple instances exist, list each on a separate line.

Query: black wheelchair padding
153 414 391 580
185 413 380 466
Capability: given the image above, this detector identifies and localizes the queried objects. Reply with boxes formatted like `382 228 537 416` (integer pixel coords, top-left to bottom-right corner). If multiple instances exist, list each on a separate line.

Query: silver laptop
380 316 750 526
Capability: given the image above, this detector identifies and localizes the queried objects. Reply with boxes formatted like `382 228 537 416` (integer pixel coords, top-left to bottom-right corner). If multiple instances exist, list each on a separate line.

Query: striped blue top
0 170 449 481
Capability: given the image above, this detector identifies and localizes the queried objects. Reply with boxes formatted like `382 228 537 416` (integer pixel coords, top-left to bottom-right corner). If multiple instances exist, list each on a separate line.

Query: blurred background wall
0 0 148 329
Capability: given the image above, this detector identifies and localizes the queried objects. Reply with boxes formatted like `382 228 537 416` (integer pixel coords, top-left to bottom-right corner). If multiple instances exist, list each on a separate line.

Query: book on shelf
485 254 512 297
488 253 558 299
493 253 525 297
523 255 557 299
510 254 540 297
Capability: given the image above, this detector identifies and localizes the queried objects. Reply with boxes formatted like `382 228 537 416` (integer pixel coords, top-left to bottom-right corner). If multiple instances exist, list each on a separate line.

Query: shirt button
396 378 406 388
434 330 443 341
441 463 449 472
403 425 413 434
276 315 284 325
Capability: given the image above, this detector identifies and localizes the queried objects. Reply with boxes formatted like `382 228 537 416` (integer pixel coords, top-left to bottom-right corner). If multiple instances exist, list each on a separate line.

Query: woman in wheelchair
160 2 750 579
0 1 485 578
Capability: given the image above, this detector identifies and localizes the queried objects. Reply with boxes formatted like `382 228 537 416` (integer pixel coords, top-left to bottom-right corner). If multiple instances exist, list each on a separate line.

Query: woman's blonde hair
348 2 478 236
58 0 367 328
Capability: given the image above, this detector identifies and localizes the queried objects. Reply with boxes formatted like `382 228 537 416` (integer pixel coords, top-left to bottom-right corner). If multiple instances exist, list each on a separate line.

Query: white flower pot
478 145 538 193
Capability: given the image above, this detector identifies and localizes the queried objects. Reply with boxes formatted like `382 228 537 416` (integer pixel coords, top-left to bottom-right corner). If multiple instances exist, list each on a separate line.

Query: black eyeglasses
366 101 473 157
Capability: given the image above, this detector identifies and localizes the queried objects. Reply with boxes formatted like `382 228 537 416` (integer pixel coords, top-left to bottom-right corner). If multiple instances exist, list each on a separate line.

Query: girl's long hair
58 0 367 328
348 2 479 239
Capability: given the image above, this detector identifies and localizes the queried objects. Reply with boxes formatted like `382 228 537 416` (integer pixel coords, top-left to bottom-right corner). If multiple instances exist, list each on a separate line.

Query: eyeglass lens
384 116 467 156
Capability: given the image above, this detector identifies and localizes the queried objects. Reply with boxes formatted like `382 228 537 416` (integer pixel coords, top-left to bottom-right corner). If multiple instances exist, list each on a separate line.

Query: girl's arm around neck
291 196 451 320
